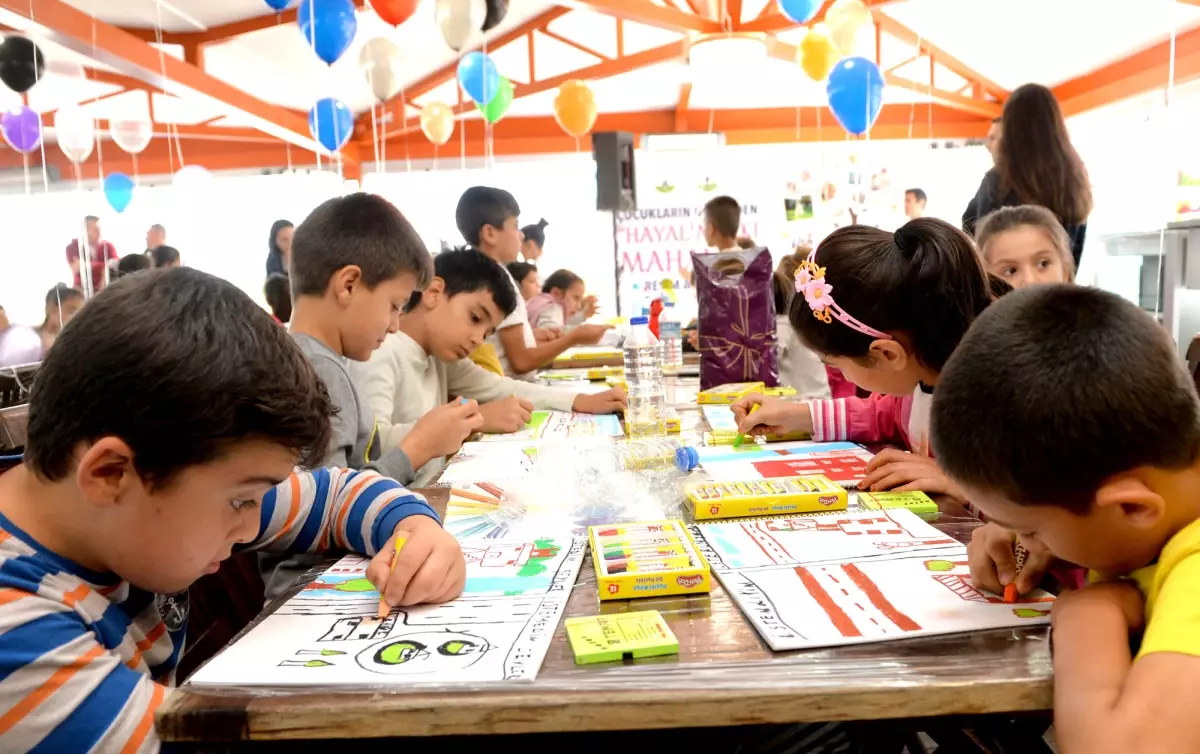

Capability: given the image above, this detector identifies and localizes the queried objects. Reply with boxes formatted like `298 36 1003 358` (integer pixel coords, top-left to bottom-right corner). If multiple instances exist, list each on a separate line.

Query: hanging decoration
825 0 871 54
368 0 420 26
298 0 358 65
456 51 499 104
110 119 154 154
476 76 512 124
798 25 840 82
360 37 404 102
309 97 354 152
1 105 40 153
553 80 598 138
103 173 135 213
0 36 45 94
826 57 884 136
436 0 486 52
777 0 821 24
54 105 95 163
263 0 292 10
482 0 509 32
419 102 455 145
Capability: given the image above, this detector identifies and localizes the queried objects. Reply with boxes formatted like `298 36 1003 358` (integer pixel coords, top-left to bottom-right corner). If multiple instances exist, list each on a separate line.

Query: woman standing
520 218 548 263
962 84 1092 267
265 220 294 277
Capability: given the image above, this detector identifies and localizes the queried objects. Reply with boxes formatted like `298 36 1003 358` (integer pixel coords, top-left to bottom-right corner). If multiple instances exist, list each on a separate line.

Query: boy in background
931 284 1200 753
274 193 480 597
456 187 609 379
362 249 626 485
703 195 743 253
0 268 463 752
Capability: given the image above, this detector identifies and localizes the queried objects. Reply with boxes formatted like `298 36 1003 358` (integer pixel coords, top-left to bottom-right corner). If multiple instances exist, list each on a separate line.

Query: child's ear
422 277 446 308
1094 472 1166 531
331 265 363 306
74 437 139 508
867 339 908 372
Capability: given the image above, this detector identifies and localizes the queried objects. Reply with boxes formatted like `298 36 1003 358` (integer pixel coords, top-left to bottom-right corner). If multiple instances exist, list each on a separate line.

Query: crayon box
696 382 765 405
686 475 848 520
589 520 712 601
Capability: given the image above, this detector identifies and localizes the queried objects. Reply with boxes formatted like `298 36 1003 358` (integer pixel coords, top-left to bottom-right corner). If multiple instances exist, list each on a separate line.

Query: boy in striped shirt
0 268 465 753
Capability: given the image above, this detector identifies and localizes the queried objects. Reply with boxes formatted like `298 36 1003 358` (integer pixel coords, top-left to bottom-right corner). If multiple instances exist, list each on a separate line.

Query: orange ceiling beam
0 0 330 157
1053 23 1200 117
0 137 305 177
562 0 721 33
118 0 367 46
675 82 692 132
873 11 1008 101
737 0 898 33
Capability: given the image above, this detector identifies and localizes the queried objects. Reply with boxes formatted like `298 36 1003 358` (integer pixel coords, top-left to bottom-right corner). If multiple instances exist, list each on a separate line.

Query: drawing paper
700 446 874 486
694 440 865 464
477 410 623 443
188 536 586 686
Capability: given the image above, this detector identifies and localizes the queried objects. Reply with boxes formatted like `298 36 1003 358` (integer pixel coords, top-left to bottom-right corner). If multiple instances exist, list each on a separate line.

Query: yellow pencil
377 534 408 619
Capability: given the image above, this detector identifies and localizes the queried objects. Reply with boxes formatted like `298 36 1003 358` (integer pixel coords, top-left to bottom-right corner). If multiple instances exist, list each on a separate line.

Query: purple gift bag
692 247 779 390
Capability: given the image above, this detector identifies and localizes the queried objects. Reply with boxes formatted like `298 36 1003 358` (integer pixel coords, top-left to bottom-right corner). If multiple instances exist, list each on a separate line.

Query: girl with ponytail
520 218 549 263
732 218 1010 496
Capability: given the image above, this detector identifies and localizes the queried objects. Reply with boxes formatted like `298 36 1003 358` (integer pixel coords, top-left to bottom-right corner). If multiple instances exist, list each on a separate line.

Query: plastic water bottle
581 438 700 475
624 315 666 437
658 301 684 372
572 438 700 522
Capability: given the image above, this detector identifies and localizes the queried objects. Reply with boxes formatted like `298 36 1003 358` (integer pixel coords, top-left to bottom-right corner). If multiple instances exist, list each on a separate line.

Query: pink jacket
525 292 564 330
808 387 933 456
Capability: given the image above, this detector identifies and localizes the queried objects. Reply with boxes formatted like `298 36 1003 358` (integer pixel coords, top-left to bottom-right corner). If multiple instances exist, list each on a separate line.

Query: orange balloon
798 25 840 82
553 80 597 138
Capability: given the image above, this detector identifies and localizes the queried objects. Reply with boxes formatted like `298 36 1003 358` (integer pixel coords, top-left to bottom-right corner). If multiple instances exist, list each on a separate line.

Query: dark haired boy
455 186 609 378
0 268 463 751
931 284 1200 753
703 195 742 252
362 250 625 484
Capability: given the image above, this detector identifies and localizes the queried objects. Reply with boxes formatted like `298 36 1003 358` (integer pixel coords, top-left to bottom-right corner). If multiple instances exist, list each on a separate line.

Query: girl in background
37 284 85 355
265 219 294 278
264 273 292 324
976 205 1075 287
506 262 541 301
520 218 548 263
527 269 590 331
772 256 831 400
734 218 1008 496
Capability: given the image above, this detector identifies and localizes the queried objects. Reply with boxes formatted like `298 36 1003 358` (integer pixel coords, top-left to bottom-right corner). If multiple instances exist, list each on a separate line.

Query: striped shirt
0 467 437 753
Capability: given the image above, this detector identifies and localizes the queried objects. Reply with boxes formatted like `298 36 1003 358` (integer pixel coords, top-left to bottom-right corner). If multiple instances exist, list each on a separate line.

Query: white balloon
110 119 153 155
54 105 95 164
173 164 213 191
435 0 486 52
359 37 404 102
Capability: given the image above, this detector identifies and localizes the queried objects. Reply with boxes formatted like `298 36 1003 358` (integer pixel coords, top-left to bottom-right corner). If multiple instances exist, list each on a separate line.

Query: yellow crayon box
589 520 712 601
696 382 765 405
762 385 798 398
686 475 848 520
856 490 939 520
587 365 624 380
663 406 681 433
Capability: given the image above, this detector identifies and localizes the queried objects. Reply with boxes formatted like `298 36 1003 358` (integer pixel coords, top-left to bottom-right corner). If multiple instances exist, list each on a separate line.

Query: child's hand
368 515 465 608
573 388 627 414
570 323 612 345
533 326 562 343
478 396 534 433
401 397 484 467
860 449 964 497
581 294 599 319
967 522 1055 595
731 394 813 436
1052 580 1145 633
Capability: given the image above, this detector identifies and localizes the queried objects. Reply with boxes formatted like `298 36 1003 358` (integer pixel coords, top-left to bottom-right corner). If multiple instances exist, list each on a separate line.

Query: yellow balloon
419 102 455 146
554 80 598 138
826 0 870 55
798 25 840 82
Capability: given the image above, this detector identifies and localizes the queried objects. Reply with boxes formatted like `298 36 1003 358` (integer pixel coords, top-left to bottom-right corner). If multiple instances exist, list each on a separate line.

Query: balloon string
398 83 410 173
153 0 172 175
370 98 381 174
907 33 922 141
27 0 49 195
307 0 322 174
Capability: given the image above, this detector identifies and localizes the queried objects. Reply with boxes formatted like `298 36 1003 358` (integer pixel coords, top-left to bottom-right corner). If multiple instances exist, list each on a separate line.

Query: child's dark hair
791 218 995 372
45 284 83 309
434 250 518 317
264 273 293 323
932 285 1200 513
773 250 806 313
116 253 151 278
704 196 740 238
150 245 180 268
976 205 1076 282
291 193 432 297
506 262 537 286
521 218 548 248
24 268 333 486
455 186 520 247
542 269 583 294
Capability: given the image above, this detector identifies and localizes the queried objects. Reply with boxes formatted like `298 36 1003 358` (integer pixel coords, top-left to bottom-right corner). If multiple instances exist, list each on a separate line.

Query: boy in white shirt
361 249 626 486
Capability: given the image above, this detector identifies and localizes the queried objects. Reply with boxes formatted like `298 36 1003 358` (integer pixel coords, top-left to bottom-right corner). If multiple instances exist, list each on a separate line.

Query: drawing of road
790 563 921 638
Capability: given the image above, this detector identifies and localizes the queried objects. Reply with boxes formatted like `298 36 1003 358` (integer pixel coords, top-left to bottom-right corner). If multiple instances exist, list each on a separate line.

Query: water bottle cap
674 446 699 472
629 316 649 325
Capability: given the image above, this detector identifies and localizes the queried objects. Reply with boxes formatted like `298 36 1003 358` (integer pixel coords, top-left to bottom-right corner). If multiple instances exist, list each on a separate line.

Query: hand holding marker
733 404 761 448
377 534 409 619
1004 541 1028 604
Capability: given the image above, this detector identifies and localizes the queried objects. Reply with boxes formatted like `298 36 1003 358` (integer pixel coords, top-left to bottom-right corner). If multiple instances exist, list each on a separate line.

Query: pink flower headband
794 249 890 339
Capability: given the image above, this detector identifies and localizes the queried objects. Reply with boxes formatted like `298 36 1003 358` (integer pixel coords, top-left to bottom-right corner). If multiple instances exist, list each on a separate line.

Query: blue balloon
826 57 885 137
298 0 357 65
456 52 500 105
264 0 292 10
777 0 821 23
103 173 134 213
308 97 354 153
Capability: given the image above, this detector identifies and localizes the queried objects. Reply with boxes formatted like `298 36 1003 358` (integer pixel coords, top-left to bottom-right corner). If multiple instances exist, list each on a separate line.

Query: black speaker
592 131 636 212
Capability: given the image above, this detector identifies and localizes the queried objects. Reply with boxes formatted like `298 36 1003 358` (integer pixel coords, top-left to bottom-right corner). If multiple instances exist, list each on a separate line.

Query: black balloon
0 36 45 94
482 0 508 32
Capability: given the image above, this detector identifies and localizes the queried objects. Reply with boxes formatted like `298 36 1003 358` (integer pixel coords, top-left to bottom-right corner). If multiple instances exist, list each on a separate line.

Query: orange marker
1004 541 1029 604
377 534 408 619
1003 583 1018 604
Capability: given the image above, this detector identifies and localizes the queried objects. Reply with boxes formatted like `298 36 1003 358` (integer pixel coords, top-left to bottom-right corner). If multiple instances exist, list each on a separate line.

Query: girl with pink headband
733 217 1008 497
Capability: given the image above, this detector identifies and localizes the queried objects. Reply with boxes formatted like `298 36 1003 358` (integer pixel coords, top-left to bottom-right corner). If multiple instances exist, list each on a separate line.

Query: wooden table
156 405 1052 747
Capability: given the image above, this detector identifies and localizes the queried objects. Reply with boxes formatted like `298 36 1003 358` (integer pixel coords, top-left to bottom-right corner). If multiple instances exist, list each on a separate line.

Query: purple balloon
1 105 40 153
